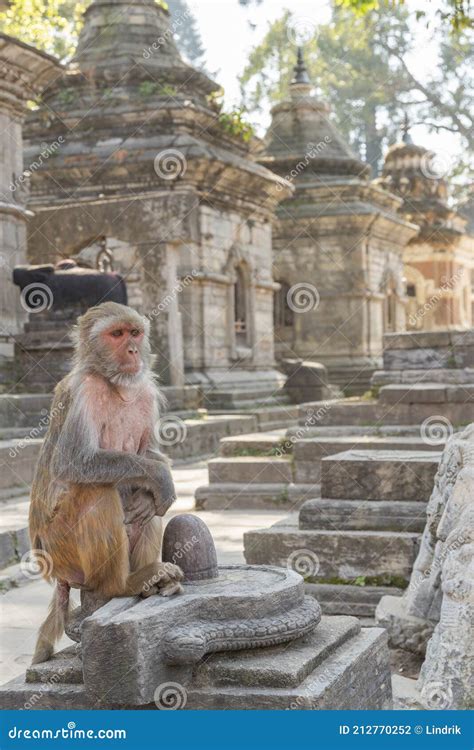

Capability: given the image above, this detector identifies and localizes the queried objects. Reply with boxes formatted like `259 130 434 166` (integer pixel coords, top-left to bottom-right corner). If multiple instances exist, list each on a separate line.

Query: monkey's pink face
101 323 145 375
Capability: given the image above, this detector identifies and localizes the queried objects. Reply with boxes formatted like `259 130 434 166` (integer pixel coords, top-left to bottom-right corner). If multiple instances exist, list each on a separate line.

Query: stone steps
208 456 294 484
0 438 42 495
244 521 419 589
0 493 30 569
195 483 316 511
219 430 288 457
379 383 474 404
299 498 426 533
294 435 443 483
305 583 404 619
321 449 441 502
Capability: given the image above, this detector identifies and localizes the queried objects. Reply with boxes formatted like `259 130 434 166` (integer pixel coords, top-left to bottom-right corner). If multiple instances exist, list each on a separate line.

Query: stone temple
0 0 473 713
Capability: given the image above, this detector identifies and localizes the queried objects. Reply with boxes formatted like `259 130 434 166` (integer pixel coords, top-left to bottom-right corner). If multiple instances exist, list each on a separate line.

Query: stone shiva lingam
0 515 392 710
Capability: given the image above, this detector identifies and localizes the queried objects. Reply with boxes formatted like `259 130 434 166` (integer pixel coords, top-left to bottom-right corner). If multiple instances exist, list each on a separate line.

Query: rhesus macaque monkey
29 302 183 664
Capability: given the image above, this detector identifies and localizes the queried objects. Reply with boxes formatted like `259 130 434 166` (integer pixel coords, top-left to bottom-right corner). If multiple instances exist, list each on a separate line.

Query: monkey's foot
140 562 184 598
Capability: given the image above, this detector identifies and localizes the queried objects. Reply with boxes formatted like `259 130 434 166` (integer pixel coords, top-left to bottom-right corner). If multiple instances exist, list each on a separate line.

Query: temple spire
402 112 413 144
290 47 312 97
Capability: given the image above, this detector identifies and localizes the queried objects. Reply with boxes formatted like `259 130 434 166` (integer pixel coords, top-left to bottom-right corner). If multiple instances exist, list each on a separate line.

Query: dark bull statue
13 260 127 312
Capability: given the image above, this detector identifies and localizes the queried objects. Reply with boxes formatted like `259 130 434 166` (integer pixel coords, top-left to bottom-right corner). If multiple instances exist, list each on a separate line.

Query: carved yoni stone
80 565 322 706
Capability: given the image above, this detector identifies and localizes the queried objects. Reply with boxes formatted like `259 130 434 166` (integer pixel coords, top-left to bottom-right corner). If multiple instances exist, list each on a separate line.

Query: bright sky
188 0 461 165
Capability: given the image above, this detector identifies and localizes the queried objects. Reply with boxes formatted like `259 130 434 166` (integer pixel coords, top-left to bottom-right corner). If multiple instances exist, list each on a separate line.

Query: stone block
321 449 440 502
219 431 287 457
293 436 442 484
378 384 447 404
375 595 435 656
299 498 426 532
306 583 404 618
244 523 420 584
208 456 293 484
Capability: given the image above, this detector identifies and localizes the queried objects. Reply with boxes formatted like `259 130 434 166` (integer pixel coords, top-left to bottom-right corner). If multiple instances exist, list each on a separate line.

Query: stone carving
376 424 474 708
162 598 319 665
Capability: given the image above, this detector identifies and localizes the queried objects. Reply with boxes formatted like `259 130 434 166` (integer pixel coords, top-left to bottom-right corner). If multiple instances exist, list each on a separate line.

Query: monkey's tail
31 580 71 665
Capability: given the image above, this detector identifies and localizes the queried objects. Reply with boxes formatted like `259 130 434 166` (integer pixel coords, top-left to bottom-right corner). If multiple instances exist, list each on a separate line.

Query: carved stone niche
376 424 474 709
0 515 393 710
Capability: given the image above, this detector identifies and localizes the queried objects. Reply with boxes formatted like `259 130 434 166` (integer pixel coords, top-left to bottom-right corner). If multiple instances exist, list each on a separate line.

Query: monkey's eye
110 329 123 338
130 329 141 337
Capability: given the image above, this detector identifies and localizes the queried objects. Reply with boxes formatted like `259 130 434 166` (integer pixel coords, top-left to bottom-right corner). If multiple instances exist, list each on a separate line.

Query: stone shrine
376 121 474 332
259 50 418 394
0 33 60 338
22 0 291 405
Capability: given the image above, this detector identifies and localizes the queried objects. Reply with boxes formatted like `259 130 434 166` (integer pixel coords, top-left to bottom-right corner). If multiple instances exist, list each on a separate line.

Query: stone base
244 519 419 614
375 595 436 656
0 618 392 710
187 368 288 411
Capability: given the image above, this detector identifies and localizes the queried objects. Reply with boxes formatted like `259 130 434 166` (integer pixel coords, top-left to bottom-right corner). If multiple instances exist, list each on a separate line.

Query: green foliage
218 108 254 142
138 81 177 98
0 0 87 59
336 0 473 30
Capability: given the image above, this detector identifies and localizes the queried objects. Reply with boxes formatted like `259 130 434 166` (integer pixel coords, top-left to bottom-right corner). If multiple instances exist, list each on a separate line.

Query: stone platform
244 448 439 617
0 565 392 710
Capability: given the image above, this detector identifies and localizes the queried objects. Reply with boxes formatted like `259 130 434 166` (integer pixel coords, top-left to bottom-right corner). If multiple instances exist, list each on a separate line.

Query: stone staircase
244 448 441 618
195 427 443 510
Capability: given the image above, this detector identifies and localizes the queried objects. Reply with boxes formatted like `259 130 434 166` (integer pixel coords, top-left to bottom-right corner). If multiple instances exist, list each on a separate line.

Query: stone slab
294 436 443 483
379 384 448 404
299 498 426 532
185 627 392 709
219 431 287 457
321 449 441 502
193 615 360 689
208 456 293 484
244 523 420 584
305 583 404 618
194 483 308 510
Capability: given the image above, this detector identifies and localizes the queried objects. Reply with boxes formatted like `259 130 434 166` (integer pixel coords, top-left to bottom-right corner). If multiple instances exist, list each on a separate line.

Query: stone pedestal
0 566 392 710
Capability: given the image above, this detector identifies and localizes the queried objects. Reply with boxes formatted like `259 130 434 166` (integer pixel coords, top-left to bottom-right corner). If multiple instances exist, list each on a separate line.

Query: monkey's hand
141 562 184 598
146 460 177 517
122 488 156 527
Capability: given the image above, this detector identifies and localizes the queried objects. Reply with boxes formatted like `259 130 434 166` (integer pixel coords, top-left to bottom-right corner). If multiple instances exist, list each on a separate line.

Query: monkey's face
101 322 145 379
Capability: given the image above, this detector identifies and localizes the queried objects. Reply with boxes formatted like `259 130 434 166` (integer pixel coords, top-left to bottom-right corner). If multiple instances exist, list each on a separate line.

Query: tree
167 0 206 68
239 5 415 174
239 4 473 176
